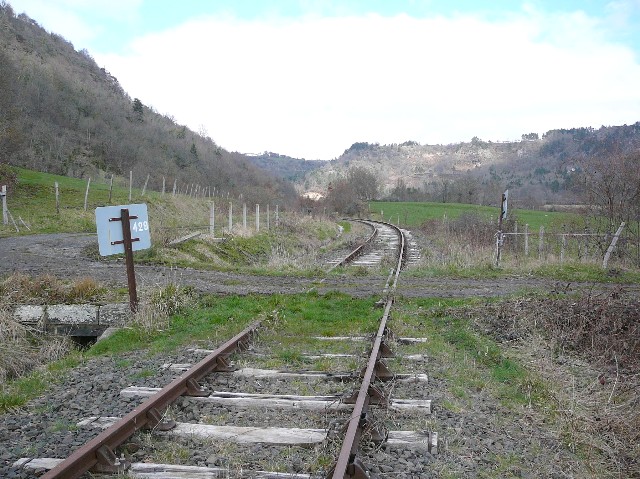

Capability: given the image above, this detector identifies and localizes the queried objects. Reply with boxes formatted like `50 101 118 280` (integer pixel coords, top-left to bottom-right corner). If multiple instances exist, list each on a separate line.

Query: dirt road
0 233 634 299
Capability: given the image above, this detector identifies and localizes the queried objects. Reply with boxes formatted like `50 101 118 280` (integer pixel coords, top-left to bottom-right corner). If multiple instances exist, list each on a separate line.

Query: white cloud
89 9 640 159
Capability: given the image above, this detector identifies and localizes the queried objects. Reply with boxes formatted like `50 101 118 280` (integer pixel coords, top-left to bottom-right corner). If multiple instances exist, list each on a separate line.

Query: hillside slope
301 125 640 207
244 152 325 182
0 4 296 204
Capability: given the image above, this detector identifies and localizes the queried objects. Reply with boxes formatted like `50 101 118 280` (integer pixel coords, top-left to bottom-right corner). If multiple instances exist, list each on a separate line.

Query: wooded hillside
301 125 640 208
0 3 296 204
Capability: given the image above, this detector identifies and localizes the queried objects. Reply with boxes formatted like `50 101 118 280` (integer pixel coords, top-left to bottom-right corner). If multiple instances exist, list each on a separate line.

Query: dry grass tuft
463 290 640 476
0 309 71 383
0 273 101 385
131 283 195 333
69 277 102 301
0 273 105 305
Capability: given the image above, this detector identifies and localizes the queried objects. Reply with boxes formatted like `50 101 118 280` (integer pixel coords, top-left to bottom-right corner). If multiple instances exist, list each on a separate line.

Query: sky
6 0 640 160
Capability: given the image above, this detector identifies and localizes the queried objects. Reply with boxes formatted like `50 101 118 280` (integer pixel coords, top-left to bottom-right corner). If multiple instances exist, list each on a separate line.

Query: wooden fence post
243 203 247 229
55 181 60 214
141 174 150 196
514 221 518 253
83 177 91 211
210 202 215 235
1 185 7 225
228 202 233 232
108 174 113 204
267 204 270 230
538 226 544 259
162 176 165 195
256 204 260 232
560 234 566 263
524 224 529 256
603 222 626 269
129 171 133 201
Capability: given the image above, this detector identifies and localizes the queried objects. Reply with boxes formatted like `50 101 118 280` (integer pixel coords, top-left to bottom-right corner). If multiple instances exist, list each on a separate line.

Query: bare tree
579 152 640 230
347 166 379 201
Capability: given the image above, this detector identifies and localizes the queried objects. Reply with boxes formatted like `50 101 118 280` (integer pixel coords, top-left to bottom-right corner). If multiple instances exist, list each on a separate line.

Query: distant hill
0 3 296 204
244 152 325 183
300 125 640 208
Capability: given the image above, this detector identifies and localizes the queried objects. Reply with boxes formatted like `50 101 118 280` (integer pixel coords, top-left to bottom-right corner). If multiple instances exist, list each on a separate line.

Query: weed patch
448 290 640 475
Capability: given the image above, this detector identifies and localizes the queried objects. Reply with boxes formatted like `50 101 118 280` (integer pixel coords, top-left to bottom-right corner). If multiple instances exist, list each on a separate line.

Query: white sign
95 204 151 256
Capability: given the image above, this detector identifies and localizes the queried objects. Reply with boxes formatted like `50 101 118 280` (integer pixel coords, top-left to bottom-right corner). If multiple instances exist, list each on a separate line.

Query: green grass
88 291 379 357
0 292 381 412
1 167 157 234
369 200 578 230
530 262 640 282
0 166 289 240
0 349 84 412
396 297 549 408
406 260 640 282
338 220 352 233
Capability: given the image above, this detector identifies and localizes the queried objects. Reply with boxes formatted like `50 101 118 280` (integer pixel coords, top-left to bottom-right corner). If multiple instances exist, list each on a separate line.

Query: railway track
328 220 420 270
13 220 436 478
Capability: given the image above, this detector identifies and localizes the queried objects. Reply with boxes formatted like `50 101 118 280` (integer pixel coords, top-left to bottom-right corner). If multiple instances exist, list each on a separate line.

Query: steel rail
329 220 378 270
329 222 406 478
42 320 261 479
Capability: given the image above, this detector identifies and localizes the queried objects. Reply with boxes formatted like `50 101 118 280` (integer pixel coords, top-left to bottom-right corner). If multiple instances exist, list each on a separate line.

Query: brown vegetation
466 290 639 476
0 273 103 305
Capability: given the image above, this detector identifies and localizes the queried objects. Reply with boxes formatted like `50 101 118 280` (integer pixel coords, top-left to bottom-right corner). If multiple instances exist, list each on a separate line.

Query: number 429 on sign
131 221 149 233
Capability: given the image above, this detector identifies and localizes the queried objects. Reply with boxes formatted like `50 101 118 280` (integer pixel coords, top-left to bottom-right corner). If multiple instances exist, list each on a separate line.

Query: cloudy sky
7 1 640 160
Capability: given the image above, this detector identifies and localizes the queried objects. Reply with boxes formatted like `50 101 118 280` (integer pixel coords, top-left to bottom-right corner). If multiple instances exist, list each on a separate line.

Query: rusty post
121 208 138 313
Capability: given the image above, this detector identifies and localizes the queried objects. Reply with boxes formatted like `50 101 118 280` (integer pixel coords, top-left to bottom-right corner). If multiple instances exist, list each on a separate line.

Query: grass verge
0 291 381 412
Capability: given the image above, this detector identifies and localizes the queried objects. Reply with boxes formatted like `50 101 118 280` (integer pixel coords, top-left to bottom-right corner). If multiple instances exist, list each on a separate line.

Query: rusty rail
328 222 405 478
42 320 261 479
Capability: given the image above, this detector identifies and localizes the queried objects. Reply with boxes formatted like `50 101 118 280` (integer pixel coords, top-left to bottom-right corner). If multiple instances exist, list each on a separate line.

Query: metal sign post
114 208 138 312
96 204 151 313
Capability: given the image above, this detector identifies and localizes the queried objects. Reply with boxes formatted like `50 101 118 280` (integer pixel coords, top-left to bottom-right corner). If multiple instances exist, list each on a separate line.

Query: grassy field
369 200 579 230
0 167 282 238
1 167 166 235
2 167 637 277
